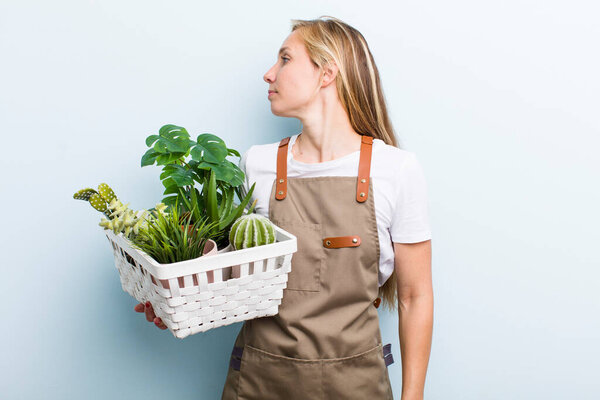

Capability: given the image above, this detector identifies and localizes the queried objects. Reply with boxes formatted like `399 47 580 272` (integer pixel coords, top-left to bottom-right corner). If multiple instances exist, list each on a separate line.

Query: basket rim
106 224 297 280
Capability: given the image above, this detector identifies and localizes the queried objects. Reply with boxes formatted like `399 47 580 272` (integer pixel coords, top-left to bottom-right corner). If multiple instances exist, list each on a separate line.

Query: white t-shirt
238 133 432 287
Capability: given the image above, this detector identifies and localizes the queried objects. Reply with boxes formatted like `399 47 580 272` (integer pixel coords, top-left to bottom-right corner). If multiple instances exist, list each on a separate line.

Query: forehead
278 31 303 54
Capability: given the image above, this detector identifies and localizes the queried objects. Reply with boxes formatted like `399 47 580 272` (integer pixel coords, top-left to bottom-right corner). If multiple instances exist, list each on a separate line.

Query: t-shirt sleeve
390 152 432 243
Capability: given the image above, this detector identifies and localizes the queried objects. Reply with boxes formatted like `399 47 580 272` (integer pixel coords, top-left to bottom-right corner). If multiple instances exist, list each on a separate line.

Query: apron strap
275 137 290 200
275 134 374 202
356 135 374 203
373 297 382 308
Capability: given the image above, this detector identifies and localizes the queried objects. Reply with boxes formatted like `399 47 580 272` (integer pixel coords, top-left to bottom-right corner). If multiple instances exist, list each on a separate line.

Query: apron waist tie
383 342 395 367
229 342 394 370
229 345 243 371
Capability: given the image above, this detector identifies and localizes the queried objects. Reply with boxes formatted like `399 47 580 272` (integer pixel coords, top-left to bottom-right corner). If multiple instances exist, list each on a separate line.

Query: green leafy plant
128 202 223 264
140 124 257 249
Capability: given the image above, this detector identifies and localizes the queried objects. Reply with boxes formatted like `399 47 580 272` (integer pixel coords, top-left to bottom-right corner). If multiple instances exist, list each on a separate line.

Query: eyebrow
278 46 291 55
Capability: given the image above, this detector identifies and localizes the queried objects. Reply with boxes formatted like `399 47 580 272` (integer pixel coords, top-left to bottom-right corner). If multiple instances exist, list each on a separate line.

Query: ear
320 62 339 88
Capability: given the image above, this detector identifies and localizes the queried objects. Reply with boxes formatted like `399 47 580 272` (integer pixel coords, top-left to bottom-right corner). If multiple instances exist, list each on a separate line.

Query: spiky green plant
128 203 223 264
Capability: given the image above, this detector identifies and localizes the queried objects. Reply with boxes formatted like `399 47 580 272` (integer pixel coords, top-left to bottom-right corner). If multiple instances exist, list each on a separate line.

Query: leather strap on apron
221 134 394 399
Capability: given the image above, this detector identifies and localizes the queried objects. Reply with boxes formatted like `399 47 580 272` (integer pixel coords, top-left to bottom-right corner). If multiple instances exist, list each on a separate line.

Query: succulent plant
98 199 167 240
73 184 118 218
73 188 97 201
228 213 276 250
74 183 163 240
98 183 116 204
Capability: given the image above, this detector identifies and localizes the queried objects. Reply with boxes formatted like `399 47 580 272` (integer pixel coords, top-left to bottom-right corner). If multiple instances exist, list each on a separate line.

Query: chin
269 105 290 118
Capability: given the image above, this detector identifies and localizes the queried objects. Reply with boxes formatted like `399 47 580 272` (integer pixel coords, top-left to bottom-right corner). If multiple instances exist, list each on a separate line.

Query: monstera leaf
141 124 193 167
190 134 229 164
141 124 256 249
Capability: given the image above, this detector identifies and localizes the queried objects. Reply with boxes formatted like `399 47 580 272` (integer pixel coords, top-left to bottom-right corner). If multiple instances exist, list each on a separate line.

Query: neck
294 114 362 164
292 80 364 163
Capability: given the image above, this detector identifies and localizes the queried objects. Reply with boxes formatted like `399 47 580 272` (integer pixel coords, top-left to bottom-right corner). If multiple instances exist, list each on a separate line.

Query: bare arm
393 239 433 400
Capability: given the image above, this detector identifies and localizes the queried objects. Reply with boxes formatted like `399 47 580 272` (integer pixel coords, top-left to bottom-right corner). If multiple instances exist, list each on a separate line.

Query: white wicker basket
105 224 297 339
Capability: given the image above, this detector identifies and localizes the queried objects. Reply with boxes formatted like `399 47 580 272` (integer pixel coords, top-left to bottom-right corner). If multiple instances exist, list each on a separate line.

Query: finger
147 302 157 319
134 303 145 313
154 317 168 330
144 301 156 322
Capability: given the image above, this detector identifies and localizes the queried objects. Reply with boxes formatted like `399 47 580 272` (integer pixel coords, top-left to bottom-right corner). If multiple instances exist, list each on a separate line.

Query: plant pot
151 238 218 289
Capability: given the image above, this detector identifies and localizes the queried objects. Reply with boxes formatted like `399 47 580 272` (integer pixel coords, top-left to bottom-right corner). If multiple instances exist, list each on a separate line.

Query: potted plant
73 124 298 338
140 124 257 250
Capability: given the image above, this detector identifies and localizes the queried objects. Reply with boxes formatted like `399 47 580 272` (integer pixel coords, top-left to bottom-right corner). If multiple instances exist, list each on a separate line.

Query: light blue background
1 1 598 399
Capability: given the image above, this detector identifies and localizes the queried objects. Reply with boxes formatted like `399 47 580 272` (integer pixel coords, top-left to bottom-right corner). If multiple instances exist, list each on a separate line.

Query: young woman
137 16 433 400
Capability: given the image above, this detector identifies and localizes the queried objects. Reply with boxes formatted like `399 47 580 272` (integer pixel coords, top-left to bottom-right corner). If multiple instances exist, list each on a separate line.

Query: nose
263 63 277 84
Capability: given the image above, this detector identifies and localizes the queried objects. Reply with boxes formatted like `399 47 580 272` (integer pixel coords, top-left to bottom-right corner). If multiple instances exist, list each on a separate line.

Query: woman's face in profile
263 30 323 118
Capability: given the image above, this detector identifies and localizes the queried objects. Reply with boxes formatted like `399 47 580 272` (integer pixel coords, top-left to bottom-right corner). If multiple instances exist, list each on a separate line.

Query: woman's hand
134 301 168 330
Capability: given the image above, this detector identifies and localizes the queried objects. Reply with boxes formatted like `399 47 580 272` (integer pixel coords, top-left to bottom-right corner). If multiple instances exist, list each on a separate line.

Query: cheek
282 69 315 101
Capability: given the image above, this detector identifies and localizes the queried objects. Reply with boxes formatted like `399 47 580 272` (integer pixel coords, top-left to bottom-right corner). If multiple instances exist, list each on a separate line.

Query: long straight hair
290 16 402 311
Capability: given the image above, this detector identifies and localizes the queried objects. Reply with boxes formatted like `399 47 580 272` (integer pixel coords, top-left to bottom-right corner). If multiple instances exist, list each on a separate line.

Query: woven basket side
106 232 294 339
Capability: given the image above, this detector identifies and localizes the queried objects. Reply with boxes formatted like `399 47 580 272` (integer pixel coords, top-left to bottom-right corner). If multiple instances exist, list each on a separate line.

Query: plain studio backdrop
1 1 598 399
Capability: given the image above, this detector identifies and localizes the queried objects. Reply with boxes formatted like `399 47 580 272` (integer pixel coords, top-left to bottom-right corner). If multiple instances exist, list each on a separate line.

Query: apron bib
221 135 394 399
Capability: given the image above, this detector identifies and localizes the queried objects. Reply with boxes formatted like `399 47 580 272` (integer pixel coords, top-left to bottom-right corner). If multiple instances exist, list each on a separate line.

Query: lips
268 90 277 94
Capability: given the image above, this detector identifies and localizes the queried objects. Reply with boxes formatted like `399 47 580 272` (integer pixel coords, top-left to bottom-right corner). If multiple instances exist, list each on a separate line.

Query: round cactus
229 214 276 250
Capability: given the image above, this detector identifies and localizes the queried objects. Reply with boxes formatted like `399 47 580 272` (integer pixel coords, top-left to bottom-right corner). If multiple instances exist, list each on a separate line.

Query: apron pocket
270 218 323 292
322 343 393 399
237 344 323 400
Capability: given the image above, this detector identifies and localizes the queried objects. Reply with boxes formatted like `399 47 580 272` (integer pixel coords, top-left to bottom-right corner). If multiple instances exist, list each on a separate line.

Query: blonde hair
290 16 402 312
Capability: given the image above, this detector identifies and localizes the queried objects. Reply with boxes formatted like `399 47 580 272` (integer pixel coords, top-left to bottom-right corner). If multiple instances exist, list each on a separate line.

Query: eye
281 56 290 64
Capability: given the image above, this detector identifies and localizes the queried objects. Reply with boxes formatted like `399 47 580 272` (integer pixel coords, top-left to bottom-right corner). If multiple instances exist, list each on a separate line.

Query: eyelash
281 56 290 63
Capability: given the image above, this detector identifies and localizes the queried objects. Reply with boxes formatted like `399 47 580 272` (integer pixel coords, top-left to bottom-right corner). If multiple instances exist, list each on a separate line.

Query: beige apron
221 135 395 399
